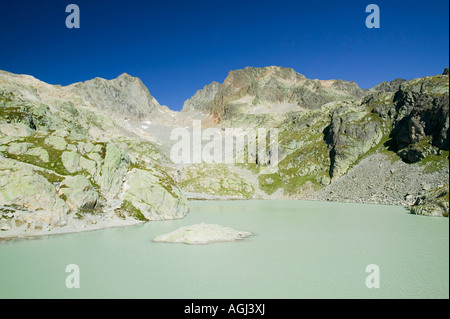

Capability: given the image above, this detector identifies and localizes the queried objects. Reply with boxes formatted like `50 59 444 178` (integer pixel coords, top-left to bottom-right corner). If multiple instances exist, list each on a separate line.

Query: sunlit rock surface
153 223 253 244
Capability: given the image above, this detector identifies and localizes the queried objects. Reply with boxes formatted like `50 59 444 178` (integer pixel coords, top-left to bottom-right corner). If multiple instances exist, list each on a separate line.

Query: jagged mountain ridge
182 66 366 121
0 70 177 123
68 72 168 121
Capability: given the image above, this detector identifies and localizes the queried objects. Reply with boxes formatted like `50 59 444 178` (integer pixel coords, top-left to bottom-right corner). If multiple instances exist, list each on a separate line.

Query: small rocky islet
153 223 253 245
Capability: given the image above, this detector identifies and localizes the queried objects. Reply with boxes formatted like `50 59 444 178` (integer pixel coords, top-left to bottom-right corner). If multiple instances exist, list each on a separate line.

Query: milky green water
0 200 448 299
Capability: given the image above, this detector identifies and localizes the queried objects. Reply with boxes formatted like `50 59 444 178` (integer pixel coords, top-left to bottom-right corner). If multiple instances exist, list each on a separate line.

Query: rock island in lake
153 223 253 245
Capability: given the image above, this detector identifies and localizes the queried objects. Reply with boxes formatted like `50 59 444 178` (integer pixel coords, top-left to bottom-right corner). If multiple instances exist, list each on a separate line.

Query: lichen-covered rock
177 163 255 199
26 147 50 162
0 123 34 137
59 175 99 210
44 135 67 150
79 156 97 175
7 142 33 155
0 158 69 216
122 168 188 220
325 106 384 179
61 151 81 173
97 143 130 198
369 78 406 93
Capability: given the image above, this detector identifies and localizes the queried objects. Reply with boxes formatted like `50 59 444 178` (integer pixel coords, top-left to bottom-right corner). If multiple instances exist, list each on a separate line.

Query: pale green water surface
0 200 448 298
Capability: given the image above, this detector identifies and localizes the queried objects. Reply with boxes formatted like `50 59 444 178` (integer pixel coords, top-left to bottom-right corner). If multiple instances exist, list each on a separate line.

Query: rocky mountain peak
68 73 163 121
182 66 366 120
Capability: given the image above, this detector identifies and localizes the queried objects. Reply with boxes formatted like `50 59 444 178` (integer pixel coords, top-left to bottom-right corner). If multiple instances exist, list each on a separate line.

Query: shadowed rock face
392 75 449 162
325 107 384 179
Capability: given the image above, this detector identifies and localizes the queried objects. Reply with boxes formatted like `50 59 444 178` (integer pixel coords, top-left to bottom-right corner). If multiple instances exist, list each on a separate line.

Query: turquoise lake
0 200 448 299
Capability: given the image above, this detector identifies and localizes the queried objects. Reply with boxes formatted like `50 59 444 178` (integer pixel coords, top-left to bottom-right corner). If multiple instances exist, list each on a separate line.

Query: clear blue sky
0 0 448 111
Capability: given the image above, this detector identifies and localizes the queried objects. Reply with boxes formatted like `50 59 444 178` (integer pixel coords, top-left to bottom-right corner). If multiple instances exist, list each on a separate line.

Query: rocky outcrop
97 143 130 198
182 81 220 113
369 78 406 93
59 175 99 210
392 76 449 162
122 168 188 221
325 105 384 179
410 185 449 217
0 158 70 217
177 163 255 199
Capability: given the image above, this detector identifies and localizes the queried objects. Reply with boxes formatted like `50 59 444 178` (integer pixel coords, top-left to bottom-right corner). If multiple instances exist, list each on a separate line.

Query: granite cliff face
1 66 448 239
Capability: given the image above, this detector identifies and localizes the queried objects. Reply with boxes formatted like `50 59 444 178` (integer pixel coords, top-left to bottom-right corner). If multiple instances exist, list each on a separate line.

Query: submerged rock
153 223 253 245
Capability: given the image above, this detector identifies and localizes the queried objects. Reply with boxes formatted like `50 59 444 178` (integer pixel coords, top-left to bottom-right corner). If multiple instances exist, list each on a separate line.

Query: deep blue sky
0 0 448 111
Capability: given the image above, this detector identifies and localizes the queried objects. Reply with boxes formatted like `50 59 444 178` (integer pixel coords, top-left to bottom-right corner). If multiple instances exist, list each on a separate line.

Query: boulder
61 151 81 173
26 147 50 162
0 123 34 137
7 142 33 155
59 175 99 210
44 135 67 150
79 156 97 175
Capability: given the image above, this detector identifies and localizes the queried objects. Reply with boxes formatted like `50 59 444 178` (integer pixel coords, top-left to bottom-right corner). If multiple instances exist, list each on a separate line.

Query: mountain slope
0 71 188 239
